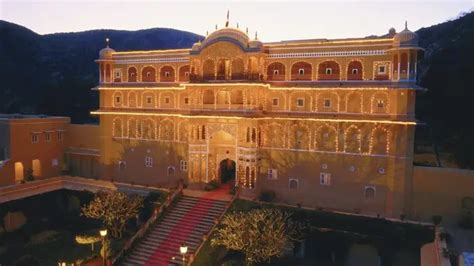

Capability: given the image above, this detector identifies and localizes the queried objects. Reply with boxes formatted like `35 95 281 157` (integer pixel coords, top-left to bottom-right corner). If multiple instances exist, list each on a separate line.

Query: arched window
318 61 340 80
105 64 111 82
118 161 126 171
231 58 245 80
100 64 105 83
347 61 363 80
203 60 215 80
113 91 123 107
364 186 376 198
113 117 123 138
128 118 138 138
393 54 399 77
344 126 361 153
128 67 137 82
178 65 190 82
315 125 338 152
167 166 175 176
142 66 156 82
230 90 243 104
251 128 256 143
291 62 312 81
141 119 155 140
289 179 298 189
267 62 286 81
160 66 175 82
400 53 408 74
246 127 251 143
203 90 215 104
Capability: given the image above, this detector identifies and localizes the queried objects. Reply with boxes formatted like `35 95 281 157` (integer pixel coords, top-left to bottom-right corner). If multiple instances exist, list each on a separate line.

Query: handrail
187 185 239 265
112 181 184 264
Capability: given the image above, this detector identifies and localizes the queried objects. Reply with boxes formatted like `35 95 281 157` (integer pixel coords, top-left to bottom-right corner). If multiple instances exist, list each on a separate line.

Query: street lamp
100 229 107 266
180 243 188 265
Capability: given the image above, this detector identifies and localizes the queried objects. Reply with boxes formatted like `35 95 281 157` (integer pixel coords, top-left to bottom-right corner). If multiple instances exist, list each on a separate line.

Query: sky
1 0 473 42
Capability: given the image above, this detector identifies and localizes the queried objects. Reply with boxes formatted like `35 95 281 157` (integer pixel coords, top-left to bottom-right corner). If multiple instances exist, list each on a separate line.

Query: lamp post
180 243 188 265
100 229 107 266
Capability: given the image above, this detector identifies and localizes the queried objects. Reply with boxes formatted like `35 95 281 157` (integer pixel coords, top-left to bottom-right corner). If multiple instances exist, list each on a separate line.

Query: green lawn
192 199 434 266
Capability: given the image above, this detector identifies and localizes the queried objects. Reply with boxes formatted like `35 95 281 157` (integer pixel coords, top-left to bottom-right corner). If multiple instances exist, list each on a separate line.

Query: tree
81 191 143 238
211 208 304 265
75 233 101 251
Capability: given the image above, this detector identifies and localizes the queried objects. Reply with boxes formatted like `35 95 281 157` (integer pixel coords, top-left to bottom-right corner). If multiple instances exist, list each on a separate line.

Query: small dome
99 46 115 58
192 41 202 51
248 39 262 49
393 22 418 47
388 27 396 37
201 27 250 50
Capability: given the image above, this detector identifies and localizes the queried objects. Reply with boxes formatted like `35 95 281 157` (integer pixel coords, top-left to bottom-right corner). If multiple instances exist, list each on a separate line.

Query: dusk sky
1 0 473 42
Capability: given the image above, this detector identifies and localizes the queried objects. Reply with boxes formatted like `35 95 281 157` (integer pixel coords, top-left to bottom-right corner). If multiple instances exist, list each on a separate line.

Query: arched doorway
219 159 236 184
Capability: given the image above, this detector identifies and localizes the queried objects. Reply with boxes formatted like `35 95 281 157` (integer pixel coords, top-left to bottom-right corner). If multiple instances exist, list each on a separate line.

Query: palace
92 20 421 218
2 19 472 223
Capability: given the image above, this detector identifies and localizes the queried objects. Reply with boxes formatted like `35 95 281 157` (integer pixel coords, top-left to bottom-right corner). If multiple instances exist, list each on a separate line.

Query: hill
416 11 474 169
0 20 202 122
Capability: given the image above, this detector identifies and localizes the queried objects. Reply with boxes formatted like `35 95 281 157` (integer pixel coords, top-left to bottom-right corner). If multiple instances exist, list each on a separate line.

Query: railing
187 186 240 265
189 72 262 83
346 73 363 80
290 74 312 81
266 74 286 81
112 181 184 264
317 74 340 80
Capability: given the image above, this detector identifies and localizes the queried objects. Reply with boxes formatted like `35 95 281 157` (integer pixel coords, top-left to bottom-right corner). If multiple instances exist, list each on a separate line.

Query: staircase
122 195 229 266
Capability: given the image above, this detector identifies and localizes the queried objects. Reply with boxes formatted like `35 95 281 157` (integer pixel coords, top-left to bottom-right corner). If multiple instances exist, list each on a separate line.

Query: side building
92 22 422 218
0 114 100 186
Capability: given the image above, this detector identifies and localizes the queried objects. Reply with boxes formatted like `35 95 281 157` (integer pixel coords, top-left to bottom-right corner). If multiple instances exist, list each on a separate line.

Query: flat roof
0 114 70 122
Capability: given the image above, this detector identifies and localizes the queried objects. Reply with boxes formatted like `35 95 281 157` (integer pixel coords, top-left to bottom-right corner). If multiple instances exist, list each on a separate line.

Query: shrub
258 191 276 202
26 230 61 246
14 255 40 266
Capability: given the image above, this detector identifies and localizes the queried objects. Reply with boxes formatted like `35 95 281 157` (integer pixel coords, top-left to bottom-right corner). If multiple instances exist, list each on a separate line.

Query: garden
193 199 435 266
0 189 167 265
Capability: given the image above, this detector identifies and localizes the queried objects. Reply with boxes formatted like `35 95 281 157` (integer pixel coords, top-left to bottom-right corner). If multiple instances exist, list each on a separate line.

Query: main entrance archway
219 159 236 184
208 129 237 183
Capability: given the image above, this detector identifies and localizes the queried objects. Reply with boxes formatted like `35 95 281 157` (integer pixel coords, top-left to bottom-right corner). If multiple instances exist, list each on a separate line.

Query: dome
192 41 202 51
201 27 250 50
99 46 115 58
388 27 396 37
393 22 418 47
248 39 262 49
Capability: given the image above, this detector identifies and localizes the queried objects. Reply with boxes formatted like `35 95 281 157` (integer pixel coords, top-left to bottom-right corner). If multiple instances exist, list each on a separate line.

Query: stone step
122 194 228 265
172 201 227 212
165 209 220 221
146 227 208 244
140 234 201 250
181 195 229 204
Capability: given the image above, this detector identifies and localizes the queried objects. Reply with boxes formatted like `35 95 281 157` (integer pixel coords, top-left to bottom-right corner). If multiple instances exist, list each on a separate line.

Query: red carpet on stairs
144 188 228 266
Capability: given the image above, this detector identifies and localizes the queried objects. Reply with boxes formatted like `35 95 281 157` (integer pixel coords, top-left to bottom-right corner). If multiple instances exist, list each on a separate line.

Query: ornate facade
93 21 423 218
